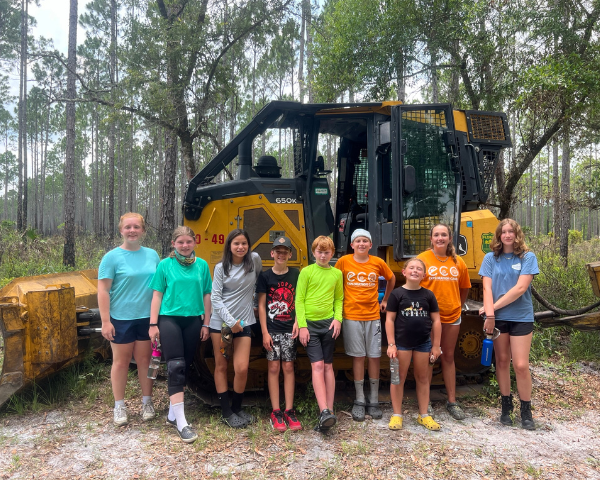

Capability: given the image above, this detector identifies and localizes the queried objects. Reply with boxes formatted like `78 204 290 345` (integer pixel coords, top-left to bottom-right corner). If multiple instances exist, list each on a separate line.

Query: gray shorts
448 316 462 326
266 332 297 362
342 319 382 358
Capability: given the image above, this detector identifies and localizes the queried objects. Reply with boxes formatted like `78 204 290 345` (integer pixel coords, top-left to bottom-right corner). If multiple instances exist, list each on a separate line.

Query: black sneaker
318 409 337 432
177 425 198 443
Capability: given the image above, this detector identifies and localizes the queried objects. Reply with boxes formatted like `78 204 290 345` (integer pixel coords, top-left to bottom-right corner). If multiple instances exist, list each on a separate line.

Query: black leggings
158 315 202 395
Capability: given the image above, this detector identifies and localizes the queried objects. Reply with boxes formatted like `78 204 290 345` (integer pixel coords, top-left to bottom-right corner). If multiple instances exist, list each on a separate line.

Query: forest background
0 0 600 272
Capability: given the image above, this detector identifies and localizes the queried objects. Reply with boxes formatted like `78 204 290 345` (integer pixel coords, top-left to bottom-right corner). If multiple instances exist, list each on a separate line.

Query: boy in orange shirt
335 229 395 421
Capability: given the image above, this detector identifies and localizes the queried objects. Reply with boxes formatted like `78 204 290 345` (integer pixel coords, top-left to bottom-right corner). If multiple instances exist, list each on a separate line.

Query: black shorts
495 320 534 336
111 317 150 344
306 318 335 364
209 326 252 338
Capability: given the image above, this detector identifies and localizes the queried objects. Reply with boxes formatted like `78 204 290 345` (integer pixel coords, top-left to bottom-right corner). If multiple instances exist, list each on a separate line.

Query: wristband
388 344 396 348
201 325 209 328
149 323 158 327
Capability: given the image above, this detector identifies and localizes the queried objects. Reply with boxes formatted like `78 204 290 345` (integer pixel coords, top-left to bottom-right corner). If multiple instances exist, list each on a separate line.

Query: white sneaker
114 405 128 426
141 401 155 421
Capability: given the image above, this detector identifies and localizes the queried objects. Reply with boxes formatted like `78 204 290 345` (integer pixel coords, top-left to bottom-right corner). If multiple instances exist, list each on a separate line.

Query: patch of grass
569 330 600 361
1 352 110 415
340 439 368 456
524 463 543 478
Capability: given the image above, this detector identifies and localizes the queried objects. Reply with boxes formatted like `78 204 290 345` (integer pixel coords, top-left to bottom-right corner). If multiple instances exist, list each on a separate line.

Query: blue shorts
110 317 151 344
397 338 432 353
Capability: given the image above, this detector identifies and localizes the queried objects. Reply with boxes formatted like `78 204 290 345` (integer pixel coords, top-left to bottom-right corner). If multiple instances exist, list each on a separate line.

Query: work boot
520 400 535 430
500 394 513 426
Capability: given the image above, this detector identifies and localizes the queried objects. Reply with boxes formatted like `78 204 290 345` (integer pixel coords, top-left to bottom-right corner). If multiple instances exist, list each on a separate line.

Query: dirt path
1 362 599 479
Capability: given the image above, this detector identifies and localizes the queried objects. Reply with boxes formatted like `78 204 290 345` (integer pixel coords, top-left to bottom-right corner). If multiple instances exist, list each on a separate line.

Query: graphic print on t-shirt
267 281 295 322
400 301 429 318
427 265 459 280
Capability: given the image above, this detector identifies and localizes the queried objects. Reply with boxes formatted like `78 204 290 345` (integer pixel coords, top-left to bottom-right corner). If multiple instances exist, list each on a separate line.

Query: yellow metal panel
461 209 499 282
453 110 468 134
586 262 600 298
0 271 99 309
25 288 77 369
0 297 23 332
185 194 310 274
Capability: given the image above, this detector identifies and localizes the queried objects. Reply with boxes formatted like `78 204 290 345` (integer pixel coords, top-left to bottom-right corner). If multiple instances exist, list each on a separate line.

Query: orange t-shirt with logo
417 250 471 323
335 254 394 321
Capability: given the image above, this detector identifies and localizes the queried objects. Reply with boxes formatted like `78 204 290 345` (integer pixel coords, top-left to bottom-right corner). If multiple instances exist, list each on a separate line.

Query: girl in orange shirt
417 224 471 420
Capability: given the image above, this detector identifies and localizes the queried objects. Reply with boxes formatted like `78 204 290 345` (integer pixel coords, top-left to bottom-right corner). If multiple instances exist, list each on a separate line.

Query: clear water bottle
147 344 161 379
481 335 494 366
390 357 400 385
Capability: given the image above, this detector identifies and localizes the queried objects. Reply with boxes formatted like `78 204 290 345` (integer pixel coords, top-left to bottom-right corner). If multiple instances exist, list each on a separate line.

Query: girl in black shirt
385 258 442 431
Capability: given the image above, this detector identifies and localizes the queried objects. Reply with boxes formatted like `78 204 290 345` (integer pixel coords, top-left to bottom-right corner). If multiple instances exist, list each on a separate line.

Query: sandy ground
1 362 599 480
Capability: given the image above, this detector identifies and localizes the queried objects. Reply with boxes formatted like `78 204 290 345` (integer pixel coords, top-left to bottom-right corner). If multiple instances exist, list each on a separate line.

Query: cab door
390 104 460 261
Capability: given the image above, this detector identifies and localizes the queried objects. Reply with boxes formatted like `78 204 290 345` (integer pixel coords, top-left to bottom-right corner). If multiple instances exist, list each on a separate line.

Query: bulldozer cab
184 101 475 271
332 104 460 263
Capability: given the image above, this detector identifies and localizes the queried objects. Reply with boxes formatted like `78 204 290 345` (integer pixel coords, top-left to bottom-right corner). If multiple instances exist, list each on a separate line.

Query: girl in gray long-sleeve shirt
210 229 262 428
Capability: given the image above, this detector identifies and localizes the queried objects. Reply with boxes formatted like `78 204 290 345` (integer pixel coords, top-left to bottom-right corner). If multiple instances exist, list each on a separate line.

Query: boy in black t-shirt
385 258 442 431
257 236 302 432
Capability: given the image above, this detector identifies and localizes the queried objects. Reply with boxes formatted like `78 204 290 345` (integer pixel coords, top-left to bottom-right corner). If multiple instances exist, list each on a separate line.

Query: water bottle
481 335 494 366
147 344 161 379
390 357 400 385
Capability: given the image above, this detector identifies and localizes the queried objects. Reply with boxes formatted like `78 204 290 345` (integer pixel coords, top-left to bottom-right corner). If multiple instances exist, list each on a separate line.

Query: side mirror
404 165 416 194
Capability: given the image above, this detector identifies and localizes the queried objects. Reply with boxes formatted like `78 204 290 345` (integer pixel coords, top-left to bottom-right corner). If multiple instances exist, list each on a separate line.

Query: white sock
172 402 188 431
392 413 403 418
168 403 175 422
368 378 379 404
354 380 365 403
142 396 152 405
115 400 125 408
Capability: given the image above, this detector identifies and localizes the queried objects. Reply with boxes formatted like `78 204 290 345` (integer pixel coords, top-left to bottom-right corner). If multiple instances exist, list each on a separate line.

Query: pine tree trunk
160 128 177 256
63 0 78 267
559 127 570 263
298 0 308 103
552 139 559 240
107 0 117 239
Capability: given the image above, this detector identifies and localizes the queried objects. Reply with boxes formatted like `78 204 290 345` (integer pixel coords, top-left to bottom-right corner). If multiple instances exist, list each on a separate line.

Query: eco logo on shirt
346 271 377 286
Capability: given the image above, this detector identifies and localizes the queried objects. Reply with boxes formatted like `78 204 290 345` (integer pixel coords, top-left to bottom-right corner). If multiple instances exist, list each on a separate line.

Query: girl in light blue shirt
479 218 539 430
98 213 160 427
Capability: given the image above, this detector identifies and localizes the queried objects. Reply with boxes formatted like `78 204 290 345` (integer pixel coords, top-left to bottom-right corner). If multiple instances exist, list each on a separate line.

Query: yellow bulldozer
2 101 598 407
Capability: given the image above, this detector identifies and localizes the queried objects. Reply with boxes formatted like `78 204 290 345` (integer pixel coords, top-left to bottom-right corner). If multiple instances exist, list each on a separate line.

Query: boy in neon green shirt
297 236 343 432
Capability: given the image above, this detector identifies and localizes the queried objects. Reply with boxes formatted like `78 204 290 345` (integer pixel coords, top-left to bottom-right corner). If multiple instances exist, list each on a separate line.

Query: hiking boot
500 394 514 426
417 414 441 431
177 425 198 443
317 409 337 432
270 409 287 432
141 401 155 421
284 408 302 431
446 401 466 420
113 405 128 427
520 400 536 430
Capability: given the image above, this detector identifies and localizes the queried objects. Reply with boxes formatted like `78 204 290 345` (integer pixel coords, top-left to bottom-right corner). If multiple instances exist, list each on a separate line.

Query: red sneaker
284 408 302 431
270 409 287 432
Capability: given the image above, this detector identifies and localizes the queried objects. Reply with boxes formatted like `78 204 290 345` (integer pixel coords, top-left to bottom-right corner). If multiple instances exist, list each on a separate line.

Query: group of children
100 214 466 444
258 228 446 433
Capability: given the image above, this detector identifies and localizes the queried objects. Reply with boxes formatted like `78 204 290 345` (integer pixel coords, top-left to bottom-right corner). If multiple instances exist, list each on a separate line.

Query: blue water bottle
481 334 494 366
